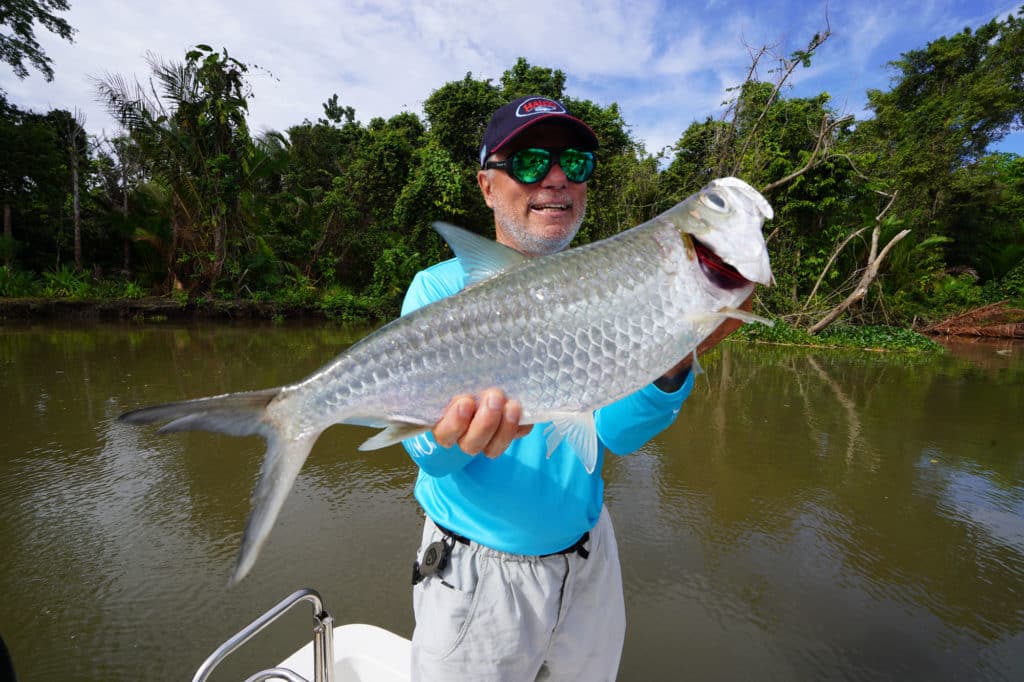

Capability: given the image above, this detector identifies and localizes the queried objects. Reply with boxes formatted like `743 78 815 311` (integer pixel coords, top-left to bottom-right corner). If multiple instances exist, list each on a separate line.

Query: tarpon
120 176 774 584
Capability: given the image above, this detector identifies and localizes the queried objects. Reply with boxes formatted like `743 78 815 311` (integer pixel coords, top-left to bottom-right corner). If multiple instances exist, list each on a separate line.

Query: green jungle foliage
1 10 1022 344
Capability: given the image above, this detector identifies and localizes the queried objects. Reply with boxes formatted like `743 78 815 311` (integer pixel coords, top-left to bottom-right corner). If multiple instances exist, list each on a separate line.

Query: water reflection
0 323 1021 680
608 342 1024 680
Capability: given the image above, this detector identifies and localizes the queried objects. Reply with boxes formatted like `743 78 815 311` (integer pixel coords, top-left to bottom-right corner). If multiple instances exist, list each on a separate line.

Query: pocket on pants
412 544 484 659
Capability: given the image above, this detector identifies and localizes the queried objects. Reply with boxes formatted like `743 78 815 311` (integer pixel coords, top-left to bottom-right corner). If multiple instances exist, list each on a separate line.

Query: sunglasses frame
484 147 597 184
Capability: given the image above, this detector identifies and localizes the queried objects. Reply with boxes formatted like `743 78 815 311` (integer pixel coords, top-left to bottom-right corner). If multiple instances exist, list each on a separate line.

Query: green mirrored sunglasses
484 147 597 184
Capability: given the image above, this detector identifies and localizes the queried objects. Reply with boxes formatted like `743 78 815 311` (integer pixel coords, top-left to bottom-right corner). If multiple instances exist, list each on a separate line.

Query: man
401 95 747 680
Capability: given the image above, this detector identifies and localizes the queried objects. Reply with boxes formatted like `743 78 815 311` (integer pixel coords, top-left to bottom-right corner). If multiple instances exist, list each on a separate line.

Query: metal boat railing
192 587 335 682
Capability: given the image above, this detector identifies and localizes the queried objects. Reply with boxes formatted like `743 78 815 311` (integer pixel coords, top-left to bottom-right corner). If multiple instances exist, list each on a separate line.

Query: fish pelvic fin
230 430 317 586
357 419 433 451
543 412 601 474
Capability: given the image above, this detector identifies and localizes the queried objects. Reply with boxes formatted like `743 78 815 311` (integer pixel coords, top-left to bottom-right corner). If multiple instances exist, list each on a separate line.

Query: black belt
436 523 590 560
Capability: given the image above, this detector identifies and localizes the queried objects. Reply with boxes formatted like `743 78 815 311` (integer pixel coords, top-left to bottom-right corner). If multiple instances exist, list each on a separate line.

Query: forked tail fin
119 388 318 585
231 429 317 585
119 388 280 435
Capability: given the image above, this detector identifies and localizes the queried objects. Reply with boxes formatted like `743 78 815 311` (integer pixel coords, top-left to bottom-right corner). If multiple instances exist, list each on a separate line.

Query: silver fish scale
288 217 739 431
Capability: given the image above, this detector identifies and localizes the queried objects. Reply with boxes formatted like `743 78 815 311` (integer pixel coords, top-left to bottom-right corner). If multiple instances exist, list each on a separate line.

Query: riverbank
2 296 1017 356
0 297 328 322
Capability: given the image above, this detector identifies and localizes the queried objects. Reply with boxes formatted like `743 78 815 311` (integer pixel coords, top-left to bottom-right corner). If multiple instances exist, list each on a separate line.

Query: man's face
477 122 589 257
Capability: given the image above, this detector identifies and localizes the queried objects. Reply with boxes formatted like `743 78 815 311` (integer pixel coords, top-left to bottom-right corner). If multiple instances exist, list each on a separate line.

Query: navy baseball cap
479 95 599 167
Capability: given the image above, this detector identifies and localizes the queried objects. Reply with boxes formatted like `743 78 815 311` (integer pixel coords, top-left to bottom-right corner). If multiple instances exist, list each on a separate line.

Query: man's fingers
514 424 534 439
433 395 475 447
457 388 505 455
482 399 524 458
432 390 533 457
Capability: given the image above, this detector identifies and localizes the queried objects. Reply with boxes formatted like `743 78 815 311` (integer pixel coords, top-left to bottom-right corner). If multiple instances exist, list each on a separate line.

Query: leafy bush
122 281 147 299
42 266 91 298
986 259 1024 303
170 288 190 307
318 286 371 322
275 269 319 308
0 235 18 265
364 241 425 319
927 273 986 312
92 278 147 300
0 266 38 297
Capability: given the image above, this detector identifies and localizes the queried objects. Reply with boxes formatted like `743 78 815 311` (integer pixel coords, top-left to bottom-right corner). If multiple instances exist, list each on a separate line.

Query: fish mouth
693 238 751 290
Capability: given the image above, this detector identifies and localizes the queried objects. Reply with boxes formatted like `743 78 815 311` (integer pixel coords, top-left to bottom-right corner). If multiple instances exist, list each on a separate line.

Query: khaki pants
411 506 625 681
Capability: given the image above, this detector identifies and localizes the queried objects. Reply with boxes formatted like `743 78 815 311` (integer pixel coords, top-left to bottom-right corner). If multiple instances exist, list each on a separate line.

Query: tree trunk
168 199 181 292
72 160 82 272
2 200 10 261
211 220 225 283
121 182 131 274
3 203 11 267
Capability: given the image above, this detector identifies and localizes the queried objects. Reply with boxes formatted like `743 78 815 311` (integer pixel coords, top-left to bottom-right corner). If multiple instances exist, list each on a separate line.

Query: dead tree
807 192 910 334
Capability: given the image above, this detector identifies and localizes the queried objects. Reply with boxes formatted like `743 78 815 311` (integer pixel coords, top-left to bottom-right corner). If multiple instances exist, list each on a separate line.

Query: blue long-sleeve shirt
401 258 694 554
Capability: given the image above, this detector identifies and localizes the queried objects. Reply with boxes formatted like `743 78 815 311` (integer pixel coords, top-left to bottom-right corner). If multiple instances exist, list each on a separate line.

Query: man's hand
432 388 534 458
656 292 755 388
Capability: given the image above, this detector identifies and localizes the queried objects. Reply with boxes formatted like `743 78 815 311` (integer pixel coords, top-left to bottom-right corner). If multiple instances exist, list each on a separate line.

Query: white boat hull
277 624 411 682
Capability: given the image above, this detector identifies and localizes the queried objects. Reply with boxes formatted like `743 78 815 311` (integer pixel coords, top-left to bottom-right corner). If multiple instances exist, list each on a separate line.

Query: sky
3 0 1023 158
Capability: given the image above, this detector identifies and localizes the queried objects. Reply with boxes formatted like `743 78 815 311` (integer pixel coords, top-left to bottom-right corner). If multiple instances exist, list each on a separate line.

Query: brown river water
0 322 1021 681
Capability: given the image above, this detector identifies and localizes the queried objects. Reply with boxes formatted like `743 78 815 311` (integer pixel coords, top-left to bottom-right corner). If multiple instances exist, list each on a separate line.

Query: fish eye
700 191 728 212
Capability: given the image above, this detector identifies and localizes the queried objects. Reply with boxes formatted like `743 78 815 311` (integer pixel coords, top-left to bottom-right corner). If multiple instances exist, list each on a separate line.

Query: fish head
673 176 774 287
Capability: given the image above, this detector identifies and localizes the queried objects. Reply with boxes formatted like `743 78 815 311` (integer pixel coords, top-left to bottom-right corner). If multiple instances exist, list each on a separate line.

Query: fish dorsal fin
433 221 527 286
543 412 601 474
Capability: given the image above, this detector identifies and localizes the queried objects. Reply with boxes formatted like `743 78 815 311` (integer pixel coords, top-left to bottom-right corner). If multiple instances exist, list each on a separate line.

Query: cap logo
515 97 565 118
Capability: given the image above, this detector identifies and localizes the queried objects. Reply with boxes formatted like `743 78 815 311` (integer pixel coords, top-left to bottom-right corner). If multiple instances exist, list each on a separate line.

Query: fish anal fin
543 412 601 474
358 419 433 451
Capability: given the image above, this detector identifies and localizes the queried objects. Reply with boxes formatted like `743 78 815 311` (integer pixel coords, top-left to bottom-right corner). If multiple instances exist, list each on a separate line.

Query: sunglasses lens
503 148 596 184
511 148 552 183
560 149 595 183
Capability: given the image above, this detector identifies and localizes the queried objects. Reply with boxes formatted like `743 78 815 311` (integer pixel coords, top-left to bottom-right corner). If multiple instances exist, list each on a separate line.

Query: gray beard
495 201 587 257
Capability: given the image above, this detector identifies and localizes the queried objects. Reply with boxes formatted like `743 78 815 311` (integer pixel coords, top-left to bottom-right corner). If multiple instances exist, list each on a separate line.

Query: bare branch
731 25 833 177
804 225 871 303
807 191 905 335
761 113 853 193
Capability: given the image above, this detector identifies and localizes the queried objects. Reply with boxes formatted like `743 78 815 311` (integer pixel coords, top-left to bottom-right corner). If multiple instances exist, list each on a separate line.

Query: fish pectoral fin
717 306 774 326
690 349 705 376
358 419 433 451
683 307 774 327
433 221 527 285
543 412 601 474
